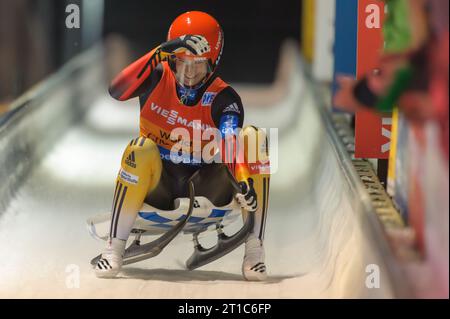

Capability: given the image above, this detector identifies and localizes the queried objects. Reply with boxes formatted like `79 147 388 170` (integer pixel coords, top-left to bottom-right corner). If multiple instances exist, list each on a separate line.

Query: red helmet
167 11 224 72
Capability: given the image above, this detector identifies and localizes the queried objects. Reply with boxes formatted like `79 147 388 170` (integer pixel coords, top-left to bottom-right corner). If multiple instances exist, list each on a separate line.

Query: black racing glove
236 178 258 213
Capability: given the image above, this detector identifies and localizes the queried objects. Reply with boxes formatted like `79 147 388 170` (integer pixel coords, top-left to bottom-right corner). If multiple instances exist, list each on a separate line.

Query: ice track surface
0 45 403 298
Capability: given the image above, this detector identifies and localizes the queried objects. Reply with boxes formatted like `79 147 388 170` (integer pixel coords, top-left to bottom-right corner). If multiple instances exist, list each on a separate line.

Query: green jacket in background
376 0 414 112
383 0 413 53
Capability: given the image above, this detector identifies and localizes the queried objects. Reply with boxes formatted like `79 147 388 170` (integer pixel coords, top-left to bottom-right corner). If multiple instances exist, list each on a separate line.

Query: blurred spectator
334 0 425 113
333 0 448 157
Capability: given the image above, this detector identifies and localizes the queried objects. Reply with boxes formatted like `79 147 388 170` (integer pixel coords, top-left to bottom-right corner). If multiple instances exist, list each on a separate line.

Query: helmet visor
172 56 211 88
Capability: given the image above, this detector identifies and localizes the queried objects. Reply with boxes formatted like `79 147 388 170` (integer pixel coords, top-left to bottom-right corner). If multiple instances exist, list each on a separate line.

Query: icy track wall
0 44 410 297
0 48 104 213
307 97 402 298
241 43 408 298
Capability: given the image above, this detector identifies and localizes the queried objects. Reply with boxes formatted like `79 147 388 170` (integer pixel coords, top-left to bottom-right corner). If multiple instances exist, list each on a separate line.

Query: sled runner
88 167 255 270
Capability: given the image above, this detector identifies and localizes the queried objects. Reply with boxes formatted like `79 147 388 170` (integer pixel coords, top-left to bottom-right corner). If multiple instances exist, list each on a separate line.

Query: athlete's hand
236 178 258 213
160 35 211 56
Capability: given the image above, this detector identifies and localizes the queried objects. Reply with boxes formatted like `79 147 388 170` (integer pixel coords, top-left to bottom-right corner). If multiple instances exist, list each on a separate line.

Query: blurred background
0 0 301 111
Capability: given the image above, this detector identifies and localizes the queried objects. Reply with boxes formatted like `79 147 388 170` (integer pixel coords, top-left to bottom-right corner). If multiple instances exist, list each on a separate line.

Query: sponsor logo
201 92 216 106
216 31 223 51
144 129 175 147
159 129 190 146
125 151 136 168
119 168 139 185
158 146 202 165
249 163 271 174
149 102 212 131
223 102 240 114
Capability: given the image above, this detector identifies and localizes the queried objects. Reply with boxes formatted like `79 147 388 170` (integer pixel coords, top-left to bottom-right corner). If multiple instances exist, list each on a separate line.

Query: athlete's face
174 57 208 87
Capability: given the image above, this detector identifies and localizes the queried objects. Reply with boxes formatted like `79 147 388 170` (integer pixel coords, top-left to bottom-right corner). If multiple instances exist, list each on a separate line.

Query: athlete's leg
239 125 270 281
95 136 162 278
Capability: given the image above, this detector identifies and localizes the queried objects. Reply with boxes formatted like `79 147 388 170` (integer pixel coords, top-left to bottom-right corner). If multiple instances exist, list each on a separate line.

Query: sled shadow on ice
119 267 302 283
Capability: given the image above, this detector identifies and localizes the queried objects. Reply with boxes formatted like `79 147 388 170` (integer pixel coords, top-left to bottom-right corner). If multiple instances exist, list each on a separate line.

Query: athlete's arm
212 87 259 212
109 46 169 101
211 86 245 175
